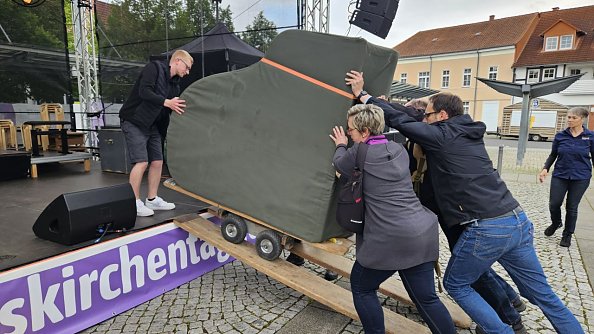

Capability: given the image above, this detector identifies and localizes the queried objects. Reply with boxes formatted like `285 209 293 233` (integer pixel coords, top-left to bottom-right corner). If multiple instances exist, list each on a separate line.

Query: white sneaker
136 199 154 217
145 196 175 211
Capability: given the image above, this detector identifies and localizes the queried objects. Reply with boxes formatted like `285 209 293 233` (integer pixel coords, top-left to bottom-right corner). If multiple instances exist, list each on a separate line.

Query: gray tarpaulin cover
167 30 398 242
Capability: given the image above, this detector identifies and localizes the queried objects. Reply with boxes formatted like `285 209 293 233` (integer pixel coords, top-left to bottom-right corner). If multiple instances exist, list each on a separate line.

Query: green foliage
241 11 277 53
0 1 70 103
101 0 235 61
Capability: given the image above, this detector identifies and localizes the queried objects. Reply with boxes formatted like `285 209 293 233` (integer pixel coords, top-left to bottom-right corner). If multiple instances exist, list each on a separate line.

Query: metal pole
516 86 531 166
497 145 504 176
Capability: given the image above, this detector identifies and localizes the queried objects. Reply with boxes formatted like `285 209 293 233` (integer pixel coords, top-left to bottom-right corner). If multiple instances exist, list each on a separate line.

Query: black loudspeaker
33 184 136 245
358 0 399 20
349 0 399 39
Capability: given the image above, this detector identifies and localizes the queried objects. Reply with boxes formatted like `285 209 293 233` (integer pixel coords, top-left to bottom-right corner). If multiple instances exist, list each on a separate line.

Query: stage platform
0 160 209 271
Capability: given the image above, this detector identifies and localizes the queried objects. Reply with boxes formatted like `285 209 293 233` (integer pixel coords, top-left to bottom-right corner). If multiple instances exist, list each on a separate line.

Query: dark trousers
424 194 522 326
419 171 521 325
549 176 590 235
350 260 456 334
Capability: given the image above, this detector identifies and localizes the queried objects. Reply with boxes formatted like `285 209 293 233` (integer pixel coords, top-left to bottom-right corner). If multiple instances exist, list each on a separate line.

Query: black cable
94 222 112 243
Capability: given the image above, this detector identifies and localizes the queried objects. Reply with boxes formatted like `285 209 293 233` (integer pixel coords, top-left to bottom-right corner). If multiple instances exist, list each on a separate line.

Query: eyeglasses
347 126 358 133
178 58 191 72
424 111 440 118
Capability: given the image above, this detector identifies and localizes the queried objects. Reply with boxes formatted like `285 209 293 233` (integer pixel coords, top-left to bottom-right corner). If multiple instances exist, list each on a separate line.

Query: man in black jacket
345 70 582 334
119 50 193 217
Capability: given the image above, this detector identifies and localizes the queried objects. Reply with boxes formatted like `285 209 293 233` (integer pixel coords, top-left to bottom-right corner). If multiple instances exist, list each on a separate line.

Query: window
543 68 555 80
527 69 540 83
570 69 581 75
488 66 498 80
545 36 558 51
441 70 450 88
400 73 407 84
559 35 573 50
463 102 470 114
418 71 430 88
463 68 472 87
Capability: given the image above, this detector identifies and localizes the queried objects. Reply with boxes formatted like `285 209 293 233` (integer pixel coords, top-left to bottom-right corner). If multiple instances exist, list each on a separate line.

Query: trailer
165 179 472 331
498 99 568 141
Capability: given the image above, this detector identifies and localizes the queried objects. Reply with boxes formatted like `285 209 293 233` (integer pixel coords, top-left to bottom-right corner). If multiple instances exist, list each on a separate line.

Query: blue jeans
351 260 455 334
443 211 583 334
550 177 590 234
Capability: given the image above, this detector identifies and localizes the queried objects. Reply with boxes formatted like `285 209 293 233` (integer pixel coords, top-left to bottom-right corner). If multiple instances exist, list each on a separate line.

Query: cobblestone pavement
83 148 594 334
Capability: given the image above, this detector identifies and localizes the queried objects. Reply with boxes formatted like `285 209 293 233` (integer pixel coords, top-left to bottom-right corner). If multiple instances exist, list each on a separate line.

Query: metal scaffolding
71 0 100 147
300 0 329 33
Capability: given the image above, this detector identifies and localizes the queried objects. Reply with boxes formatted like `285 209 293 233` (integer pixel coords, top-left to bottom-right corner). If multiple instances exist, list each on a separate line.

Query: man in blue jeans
346 70 583 334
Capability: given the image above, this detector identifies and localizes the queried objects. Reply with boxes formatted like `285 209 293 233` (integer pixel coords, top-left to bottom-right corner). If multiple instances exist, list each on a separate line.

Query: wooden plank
174 216 430 334
164 178 354 255
291 241 472 329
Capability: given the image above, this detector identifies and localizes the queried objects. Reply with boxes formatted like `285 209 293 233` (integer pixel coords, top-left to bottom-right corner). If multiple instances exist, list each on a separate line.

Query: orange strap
260 57 356 100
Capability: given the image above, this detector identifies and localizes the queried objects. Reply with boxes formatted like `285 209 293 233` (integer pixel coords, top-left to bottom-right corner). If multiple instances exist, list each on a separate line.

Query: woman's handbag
336 143 369 234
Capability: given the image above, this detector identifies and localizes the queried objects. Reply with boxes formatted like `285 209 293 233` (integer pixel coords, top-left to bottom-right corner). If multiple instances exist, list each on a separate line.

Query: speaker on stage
33 184 136 245
349 0 400 39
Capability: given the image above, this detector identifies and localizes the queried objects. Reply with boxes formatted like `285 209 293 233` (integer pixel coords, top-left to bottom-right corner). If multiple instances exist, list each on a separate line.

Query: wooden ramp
174 215 430 334
164 178 355 255
291 241 472 329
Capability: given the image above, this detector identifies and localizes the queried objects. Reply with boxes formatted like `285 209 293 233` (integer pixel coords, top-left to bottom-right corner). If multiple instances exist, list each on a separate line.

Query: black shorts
121 120 163 163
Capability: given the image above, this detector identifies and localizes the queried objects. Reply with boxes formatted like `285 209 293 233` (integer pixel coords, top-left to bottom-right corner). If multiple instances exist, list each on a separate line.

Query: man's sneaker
544 223 562 236
145 196 175 211
511 320 527 334
286 253 305 266
512 298 527 313
136 199 154 217
324 270 339 281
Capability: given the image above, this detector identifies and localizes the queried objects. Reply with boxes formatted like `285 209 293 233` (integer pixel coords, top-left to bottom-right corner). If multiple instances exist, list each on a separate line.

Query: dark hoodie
119 60 180 134
371 97 519 228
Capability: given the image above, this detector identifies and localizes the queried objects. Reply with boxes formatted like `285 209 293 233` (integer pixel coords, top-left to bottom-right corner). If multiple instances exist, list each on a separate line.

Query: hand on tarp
330 126 348 147
165 97 187 115
345 70 364 98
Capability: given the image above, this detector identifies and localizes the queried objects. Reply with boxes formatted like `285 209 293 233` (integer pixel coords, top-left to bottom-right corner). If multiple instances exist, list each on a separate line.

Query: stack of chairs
21 103 85 152
0 119 18 150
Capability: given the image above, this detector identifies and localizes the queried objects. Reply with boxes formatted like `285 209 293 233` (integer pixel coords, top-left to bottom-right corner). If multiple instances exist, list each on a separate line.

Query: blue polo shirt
544 127 594 180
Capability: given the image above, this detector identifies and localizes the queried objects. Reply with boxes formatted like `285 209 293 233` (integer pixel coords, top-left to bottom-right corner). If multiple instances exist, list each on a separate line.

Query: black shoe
511 320 527 334
560 234 572 247
286 253 305 266
544 223 562 236
512 298 527 313
324 270 338 281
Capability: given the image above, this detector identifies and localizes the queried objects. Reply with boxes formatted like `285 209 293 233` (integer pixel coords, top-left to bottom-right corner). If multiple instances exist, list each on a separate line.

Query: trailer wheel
221 214 248 244
256 230 282 261
529 134 542 141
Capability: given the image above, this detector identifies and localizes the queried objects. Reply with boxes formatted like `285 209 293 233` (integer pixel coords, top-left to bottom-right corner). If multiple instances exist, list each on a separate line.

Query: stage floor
0 160 208 271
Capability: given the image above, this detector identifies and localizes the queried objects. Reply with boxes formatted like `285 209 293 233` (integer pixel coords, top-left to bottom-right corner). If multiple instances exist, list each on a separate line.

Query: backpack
336 143 369 234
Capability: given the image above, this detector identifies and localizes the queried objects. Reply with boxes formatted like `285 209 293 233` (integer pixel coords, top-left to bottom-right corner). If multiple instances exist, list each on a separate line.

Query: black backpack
336 143 369 234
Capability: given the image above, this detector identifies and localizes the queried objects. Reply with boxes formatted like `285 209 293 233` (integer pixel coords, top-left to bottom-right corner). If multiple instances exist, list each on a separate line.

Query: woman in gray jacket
330 104 455 334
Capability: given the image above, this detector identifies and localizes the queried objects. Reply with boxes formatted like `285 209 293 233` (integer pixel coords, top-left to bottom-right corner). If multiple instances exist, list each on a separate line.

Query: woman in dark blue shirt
538 107 594 247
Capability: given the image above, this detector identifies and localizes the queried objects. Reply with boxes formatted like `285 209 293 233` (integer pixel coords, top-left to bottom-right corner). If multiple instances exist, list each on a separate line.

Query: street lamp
477 73 585 165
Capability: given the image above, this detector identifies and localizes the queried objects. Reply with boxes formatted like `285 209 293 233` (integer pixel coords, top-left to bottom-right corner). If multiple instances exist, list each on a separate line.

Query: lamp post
477 73 585 165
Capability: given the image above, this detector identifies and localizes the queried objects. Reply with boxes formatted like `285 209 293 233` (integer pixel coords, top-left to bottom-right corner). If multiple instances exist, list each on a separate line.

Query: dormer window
559 35 573 49
545 37 558 51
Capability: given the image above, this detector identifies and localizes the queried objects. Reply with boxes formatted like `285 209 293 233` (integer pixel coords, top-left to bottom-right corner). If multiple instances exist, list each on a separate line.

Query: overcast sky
227 0 590 48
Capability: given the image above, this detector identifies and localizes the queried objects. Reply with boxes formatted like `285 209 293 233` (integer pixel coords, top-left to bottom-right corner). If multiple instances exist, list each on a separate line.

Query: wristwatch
357 90 368 100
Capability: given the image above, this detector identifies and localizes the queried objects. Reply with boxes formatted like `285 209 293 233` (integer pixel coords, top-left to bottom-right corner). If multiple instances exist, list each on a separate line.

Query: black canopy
153 23 264 92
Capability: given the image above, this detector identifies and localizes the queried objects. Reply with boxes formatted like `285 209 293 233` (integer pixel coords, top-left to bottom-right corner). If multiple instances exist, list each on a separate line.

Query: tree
241 11 277 53
0 1 70 103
